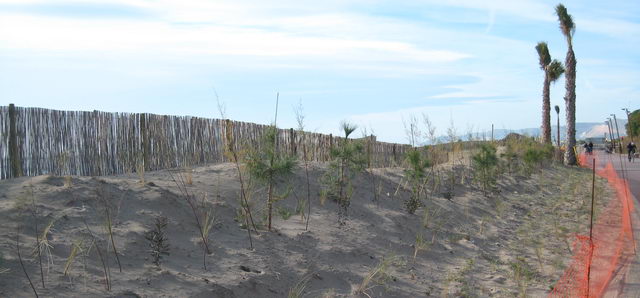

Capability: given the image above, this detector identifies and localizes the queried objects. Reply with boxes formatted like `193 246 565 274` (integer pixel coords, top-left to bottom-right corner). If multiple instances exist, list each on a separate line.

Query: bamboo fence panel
0 106 9 179
0 105 413 179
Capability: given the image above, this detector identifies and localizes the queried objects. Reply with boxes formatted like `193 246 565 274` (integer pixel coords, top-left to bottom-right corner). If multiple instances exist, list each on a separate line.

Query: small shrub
277 206 293 220
510 257 536 297
404 149 430 214
321 121 366 224
245 125 297 231
354 255 400 297
145 216 170 266
501 136 554 176
471 144 498 195
413 233 431 260
523 148 545 175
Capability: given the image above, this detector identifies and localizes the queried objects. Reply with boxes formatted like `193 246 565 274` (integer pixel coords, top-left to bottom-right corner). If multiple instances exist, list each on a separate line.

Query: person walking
628 142 637 162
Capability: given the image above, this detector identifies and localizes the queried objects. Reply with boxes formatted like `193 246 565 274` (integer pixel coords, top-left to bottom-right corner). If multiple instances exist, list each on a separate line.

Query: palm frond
548 60 565 82
535 42 551 69
340 121 358 138
555 4 575 40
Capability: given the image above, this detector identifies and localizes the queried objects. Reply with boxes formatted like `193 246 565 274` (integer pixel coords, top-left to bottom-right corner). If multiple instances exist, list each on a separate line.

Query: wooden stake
8 103 22 177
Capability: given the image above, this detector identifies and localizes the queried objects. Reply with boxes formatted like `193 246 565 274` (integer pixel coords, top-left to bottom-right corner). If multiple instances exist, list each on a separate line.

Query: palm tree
535 42 565 145
556 3 577 165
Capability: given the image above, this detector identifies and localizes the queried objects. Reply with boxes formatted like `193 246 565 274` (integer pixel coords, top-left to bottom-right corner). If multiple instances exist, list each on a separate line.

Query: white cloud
0 12 470 65
0 0 637 143
578 17 640 38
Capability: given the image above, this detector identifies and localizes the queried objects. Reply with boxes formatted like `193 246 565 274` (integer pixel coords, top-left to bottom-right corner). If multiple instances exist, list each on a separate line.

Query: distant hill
430 121 628 144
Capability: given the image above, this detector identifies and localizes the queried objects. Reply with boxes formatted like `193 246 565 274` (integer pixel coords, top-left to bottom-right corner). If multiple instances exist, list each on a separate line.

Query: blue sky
1 0 638 144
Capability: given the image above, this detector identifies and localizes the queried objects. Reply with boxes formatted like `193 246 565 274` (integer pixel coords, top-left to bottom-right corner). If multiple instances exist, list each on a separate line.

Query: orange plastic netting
549 153 635 297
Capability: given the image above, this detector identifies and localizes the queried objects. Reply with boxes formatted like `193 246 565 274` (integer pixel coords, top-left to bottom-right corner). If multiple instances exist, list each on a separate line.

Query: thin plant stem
29 189 45 289
16 227 39 298
83 219 110 291
228 142 260 248
168 170 211 269
104 208 122 273
303 143 311 231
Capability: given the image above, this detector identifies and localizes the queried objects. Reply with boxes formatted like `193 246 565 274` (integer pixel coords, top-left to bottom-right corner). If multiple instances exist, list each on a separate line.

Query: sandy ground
0 158 615 297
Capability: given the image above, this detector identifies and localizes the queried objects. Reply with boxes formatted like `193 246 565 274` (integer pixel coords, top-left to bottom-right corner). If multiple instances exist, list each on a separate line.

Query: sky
0 0 638 144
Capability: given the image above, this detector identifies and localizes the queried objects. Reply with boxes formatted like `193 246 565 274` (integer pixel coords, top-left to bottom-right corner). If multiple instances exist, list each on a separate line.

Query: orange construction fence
549 153 635 297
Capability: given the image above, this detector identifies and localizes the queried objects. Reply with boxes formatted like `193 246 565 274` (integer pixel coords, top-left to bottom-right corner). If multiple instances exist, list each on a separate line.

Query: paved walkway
599 152 640 298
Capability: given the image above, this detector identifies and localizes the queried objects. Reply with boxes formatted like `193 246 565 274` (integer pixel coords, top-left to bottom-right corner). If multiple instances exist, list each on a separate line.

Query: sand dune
0 161 612 297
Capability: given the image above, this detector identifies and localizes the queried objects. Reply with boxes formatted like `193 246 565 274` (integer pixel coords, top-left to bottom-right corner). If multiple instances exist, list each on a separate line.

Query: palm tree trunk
564 46 577 165
542 72 552 144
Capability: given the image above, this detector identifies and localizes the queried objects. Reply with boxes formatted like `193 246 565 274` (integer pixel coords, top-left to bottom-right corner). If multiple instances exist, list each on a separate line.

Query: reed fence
0 105 413 179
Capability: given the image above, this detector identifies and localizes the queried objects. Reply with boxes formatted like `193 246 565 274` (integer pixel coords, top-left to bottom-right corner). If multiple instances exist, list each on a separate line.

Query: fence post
329 134 333 162
289 128 298 156
8 104 22 178
366 136 372 168
393 144 397 166
139 113 149 170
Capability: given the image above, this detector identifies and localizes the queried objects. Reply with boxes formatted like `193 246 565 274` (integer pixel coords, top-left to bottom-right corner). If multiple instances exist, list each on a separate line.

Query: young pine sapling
321 121 366 225
245 126 296 231
404 149 430 214
144 216 170 267
471 144 499 195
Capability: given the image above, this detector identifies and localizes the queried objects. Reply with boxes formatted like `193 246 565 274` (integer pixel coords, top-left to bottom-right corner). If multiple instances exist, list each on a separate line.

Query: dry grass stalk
168 170 216 269
413 233 430 260
294 101 312 230
64 176 72 188
16 227 39 298
32 218 55 279
185 168 193 185
319 289 337 298
287 273 312 298
354 255 398 298
96 187 122 273
136 155 145 185
224 119 259 248
27 186 46 289
63 240 84 276
83 219 111 291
